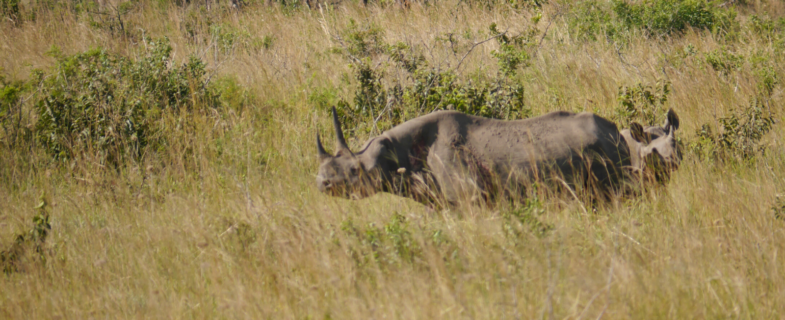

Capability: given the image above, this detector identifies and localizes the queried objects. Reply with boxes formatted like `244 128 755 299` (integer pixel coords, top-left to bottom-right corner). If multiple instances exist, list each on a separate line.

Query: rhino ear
630 122 651 144
664 109 680 132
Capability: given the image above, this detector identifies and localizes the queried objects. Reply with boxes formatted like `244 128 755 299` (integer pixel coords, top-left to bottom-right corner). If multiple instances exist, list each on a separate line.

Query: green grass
2 0 785 318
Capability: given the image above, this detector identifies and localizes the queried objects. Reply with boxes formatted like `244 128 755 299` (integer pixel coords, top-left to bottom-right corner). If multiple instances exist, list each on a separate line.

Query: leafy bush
340 20 387 59
749 52 780 98
489 23 537 76
774 195 785 221
0 0 20 24
1 193 51 274
338 60 529 135
86 1 136 39
0 72 23 148
339 214 422 267
210 23 252 55
690 98 775 161
568 0 622 42
613 0 735 36
460 0 547 10
401 69 528 120
333 22 531 136
568 0 737 42
614 81 671 128
34 39 219 166
704 47 743 76
747 15 785 41
502 195 553 240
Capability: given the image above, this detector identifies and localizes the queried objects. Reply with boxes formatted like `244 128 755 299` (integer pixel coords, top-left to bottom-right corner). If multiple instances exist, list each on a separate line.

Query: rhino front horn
332 106 350 152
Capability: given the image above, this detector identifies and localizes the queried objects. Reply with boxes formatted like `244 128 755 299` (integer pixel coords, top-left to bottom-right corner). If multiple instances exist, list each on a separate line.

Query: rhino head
316 107 395 199
625 109 681 179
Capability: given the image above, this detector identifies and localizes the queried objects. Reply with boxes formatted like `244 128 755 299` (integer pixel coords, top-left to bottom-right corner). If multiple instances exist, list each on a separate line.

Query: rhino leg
427 146 489 206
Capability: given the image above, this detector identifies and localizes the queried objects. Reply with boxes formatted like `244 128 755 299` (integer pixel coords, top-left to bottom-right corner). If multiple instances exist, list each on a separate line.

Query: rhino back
379 110 629 187
465 111 628 181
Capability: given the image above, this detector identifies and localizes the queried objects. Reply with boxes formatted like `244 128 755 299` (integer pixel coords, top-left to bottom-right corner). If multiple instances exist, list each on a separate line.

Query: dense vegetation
1 0 784 318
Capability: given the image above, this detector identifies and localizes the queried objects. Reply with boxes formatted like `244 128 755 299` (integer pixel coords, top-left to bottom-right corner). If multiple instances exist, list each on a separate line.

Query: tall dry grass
1 0 785 318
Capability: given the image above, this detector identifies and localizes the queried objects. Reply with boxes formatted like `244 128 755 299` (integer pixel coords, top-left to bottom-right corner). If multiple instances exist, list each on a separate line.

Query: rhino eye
350 167 358 175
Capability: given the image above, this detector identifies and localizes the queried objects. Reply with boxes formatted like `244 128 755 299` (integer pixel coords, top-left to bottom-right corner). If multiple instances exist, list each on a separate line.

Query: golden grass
2 0 785 318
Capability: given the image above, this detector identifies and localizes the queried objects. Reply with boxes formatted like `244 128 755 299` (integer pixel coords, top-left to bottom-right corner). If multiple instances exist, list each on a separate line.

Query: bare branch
453 30 509 72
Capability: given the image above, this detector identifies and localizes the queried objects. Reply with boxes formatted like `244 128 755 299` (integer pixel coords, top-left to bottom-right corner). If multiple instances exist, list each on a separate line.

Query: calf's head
316 107 393 198
627 109 681 178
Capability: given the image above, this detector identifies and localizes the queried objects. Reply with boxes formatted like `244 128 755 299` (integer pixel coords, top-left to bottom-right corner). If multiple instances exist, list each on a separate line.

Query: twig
535 8 564 56
614 42 641 76
371 98 393 135
614 230 656 256
453 30 509 72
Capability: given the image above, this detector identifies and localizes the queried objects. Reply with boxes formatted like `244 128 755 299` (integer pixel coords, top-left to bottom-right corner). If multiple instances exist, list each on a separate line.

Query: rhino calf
316 107 680 204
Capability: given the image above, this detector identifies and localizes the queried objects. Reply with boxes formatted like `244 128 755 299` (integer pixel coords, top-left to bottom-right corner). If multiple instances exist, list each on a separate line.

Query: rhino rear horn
316 132 330 160
332 106 350 152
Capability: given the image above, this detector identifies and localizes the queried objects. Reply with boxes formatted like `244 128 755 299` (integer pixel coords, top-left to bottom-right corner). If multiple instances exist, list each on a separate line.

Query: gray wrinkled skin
316 107 680 204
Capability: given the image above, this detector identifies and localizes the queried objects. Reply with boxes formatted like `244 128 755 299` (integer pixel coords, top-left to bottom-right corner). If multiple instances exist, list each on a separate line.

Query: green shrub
341 19 387 59
690 98 775 162
614 81 671 128
568 0 622 42
400 69 528 120
0 0 20 23
489 23 537 76
502 194 553 240
1 193 51 274
774 195 785 221
460 0 547 9
755 66 779 97
747 15 785 40
749 52 780 98
569 0 737 42
213 76 254 112
704 47 743 76
338 62 529 135
181 8 215 43
86 1 135 38
0 72 22 147
613 0 734 36
333 23 531 137
210 23 252 55
34 39 219 166
339 213 422 267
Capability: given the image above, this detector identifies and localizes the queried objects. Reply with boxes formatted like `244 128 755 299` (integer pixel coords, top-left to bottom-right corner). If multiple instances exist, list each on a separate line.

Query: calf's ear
630 122 651 144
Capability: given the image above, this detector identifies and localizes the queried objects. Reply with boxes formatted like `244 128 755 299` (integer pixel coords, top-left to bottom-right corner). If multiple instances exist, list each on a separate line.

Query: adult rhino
316 107 680 205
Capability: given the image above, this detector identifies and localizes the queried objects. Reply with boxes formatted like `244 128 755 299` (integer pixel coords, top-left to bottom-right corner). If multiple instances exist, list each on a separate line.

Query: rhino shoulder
575 112 620 134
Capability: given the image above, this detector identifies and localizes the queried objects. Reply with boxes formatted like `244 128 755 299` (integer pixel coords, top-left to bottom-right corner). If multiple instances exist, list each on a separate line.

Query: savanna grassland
2 0 785 318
